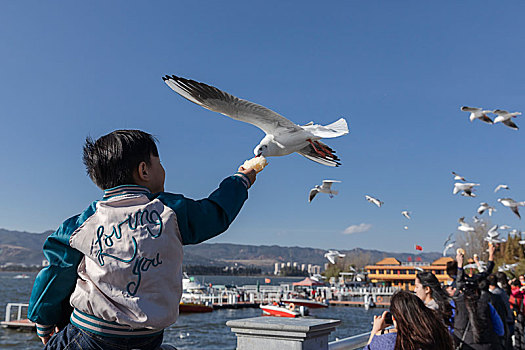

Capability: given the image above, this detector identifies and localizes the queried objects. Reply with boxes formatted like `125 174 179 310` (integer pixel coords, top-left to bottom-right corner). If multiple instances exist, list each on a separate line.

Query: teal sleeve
28 202 97 325
155 175 248 245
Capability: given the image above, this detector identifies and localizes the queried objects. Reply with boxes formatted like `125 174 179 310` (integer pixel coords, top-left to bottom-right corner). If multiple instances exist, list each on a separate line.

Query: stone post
227 316 341 350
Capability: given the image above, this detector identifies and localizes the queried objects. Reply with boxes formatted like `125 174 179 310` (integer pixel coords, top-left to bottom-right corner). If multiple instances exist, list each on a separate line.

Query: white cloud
342 223 372 235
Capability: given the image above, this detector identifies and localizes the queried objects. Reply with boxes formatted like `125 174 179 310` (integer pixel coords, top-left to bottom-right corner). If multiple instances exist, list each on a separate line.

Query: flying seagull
404 226 408 230
477 202 496 216
452 171 467 181
499 263 519 272
365 195 384 207
494 184 509 193
497 198 525 219
493 109 521 130
443 242 455 257
324 250 345 264
487 225 499 238
461 106 494 124
163 75 349 167
401 211 411 219
309 180 341 202
453 182 480 197
499 225 511 230
458 217 475 232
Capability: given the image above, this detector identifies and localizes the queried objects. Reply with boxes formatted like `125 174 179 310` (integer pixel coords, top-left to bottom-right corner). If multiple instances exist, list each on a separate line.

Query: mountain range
0 228 442 271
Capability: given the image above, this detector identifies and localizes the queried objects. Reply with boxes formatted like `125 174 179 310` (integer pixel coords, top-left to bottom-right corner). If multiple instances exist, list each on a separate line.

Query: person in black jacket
454 250 503 350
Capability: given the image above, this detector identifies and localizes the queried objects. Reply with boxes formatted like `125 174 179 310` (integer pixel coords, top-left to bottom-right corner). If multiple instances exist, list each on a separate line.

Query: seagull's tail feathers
298 142 341 167
307 118 349 138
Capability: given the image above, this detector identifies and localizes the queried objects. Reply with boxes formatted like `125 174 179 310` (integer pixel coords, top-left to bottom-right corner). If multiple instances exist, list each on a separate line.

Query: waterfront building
365 256 453 290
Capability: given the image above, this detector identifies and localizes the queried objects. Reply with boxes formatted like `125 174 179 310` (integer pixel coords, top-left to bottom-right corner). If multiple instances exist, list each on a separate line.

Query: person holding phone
363 290 453 350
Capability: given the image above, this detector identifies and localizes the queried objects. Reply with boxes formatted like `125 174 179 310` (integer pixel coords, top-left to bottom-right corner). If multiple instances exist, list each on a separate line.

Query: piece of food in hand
241 156 268 173
456 248 465 255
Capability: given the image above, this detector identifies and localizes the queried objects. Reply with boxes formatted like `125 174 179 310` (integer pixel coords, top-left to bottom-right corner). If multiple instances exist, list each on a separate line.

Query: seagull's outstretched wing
478 115 494 124
461 106 481 112
163 75 301 135
298 142 341 167
309 188 319 202
511 206 522 219
321 180 341 190
503 119 519 130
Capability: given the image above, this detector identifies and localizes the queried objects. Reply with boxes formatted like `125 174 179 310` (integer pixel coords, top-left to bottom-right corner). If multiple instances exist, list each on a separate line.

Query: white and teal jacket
28 173 250 338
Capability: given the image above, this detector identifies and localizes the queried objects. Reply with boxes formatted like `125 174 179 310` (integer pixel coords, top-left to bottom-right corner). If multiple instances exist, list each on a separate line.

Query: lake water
0 272 379 349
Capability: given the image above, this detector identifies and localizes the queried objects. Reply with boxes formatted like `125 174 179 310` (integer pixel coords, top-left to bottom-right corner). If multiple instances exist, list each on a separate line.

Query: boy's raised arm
156 169 256 245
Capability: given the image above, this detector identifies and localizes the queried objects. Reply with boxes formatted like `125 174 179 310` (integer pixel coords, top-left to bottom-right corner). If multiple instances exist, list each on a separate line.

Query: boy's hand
238 167 256 188
38 326 59 344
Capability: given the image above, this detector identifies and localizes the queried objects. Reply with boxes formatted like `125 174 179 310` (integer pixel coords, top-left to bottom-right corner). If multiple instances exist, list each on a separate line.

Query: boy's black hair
83 130 159 190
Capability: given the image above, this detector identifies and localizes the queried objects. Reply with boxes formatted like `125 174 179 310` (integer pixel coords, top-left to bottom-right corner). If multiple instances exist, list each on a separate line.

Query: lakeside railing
3 303 370 349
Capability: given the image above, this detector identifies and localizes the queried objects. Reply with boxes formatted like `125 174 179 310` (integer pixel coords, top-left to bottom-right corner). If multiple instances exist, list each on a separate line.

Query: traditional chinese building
365 256 453 290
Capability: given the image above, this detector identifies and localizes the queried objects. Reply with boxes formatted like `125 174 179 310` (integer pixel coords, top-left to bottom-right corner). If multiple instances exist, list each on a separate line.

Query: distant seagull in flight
461 106 494 124
493 109 521 130
452 171 467 182
443 242 455 257
458 217 475 232
401 211 411 219
453 182 479 197
499 263 519 272
494 184 509 193
365 195 384 208
499 225 511 230
324 250 345 264
404 226 409 230
308 180 341 202
487 225 499 238
477 202 496 216
497 198 525 219
163 75 349 167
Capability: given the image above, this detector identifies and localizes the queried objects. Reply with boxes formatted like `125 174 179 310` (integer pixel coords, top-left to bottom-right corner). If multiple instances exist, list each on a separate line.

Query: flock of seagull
461 106 522 130
161 74 522 267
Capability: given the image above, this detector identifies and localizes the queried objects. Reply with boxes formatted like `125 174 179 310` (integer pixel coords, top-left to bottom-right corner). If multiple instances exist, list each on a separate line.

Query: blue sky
0 2 524 253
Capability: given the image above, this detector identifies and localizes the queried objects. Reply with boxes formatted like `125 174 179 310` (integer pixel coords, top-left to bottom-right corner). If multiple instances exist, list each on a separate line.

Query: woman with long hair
415 271 454 328
364 290 453 350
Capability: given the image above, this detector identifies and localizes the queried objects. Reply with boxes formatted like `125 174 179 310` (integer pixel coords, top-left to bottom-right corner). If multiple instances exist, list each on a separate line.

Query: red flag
407 256 412 262
265 278 271 284
415 245 423 251
416 257 422 262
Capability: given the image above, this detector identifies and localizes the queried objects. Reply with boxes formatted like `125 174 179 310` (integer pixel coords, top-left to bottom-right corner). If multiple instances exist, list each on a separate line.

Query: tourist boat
182 272 207 293
179 302 213 313
260 303 308 318
281 298 329 309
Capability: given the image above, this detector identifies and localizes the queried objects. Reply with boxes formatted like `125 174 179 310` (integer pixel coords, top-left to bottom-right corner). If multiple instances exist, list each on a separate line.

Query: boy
28 129 257 349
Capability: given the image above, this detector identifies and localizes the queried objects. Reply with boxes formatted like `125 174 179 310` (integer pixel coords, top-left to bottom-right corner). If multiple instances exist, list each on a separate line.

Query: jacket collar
103 185 151 200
